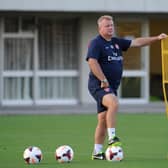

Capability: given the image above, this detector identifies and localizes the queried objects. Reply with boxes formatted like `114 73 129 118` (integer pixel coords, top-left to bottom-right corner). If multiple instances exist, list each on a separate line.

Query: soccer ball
55 145 74 163
23 146 42 164
105 146 124 161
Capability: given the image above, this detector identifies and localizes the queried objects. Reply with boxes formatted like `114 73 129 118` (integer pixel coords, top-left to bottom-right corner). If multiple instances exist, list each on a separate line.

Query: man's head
97 15 114 40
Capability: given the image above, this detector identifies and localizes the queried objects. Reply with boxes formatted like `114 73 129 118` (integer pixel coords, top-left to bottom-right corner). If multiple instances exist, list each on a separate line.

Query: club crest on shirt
115 44 119 49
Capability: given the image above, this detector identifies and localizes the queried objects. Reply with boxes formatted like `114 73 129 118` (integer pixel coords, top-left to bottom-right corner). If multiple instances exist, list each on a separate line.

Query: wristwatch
101 79 108 83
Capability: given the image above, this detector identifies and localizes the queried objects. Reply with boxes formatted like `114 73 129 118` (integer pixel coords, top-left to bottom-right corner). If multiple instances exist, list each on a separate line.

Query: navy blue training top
86 35 131 91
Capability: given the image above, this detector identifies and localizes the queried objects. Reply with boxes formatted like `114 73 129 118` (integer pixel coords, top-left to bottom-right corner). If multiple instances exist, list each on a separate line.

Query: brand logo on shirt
110 45 114 49
105 43 122 61
108 55 123 61
112 52 118 57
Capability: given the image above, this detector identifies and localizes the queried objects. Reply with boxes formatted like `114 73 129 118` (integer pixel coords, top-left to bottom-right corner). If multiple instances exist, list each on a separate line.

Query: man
86 15 167 160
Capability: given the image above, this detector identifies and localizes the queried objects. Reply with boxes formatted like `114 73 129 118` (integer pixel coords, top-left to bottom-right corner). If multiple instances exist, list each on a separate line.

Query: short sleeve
117 38 131 51
86 39 101 61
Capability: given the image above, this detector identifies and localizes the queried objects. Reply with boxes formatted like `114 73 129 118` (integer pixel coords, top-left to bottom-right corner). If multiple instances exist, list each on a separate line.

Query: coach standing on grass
86 15 167 160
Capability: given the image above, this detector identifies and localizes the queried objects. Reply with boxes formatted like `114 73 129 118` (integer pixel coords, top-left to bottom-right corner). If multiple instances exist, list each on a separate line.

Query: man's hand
101 79 109 88
158 33 168 40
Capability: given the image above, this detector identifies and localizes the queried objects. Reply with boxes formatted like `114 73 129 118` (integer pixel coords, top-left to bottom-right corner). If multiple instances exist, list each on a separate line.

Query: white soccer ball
23 146 43 164
105 146 124 161
55 145 74 163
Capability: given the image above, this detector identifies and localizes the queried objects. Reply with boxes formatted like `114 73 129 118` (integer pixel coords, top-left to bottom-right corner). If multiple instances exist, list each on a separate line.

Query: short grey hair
97 15 113 27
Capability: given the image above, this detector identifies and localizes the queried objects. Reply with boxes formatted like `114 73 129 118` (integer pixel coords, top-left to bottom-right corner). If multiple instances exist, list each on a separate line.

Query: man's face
99 19 114 38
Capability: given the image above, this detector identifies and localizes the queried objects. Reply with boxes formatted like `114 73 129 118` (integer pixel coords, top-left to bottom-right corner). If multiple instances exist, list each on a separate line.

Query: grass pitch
0 113 168 168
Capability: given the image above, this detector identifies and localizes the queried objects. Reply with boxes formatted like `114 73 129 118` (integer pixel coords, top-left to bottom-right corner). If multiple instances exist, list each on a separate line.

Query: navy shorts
88 81 117 113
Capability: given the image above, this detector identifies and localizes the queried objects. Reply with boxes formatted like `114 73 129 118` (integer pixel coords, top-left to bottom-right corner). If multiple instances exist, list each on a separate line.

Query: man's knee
98 112 106 125
102 94 118 109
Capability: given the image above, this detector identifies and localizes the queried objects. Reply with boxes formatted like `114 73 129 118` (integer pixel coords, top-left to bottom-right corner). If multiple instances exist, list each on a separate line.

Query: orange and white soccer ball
55 145 74 163
23 146 42 164
105 146 124 161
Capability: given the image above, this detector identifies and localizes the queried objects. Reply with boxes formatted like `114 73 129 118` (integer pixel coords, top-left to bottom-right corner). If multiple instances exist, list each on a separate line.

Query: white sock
107 128 116 140
94 144 103 154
